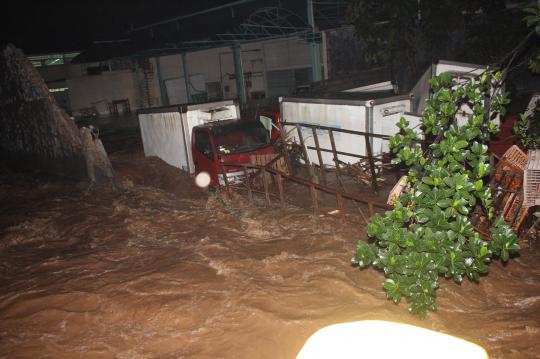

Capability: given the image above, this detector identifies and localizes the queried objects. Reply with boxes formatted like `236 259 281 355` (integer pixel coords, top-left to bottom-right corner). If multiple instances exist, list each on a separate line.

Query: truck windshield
212 121 270 155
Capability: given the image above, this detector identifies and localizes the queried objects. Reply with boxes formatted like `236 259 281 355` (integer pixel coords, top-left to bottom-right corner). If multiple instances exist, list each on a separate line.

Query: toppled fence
281 121 393 192
220 160 390 222
217 121 397 222
219 131 538 243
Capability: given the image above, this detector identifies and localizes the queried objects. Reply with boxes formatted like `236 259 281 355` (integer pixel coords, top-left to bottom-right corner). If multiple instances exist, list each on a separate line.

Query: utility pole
307 0 320 82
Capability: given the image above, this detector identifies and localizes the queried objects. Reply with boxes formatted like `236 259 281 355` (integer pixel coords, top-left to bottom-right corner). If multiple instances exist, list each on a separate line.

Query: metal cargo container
280 95 418 166
411 60 490 126
137 99 240 173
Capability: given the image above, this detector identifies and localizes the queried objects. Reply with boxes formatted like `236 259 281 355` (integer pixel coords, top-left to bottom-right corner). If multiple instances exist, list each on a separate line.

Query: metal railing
220 161 390 222
281 121 391 192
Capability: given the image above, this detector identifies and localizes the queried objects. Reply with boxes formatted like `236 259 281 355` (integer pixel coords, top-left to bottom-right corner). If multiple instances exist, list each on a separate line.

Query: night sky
1 0 240 54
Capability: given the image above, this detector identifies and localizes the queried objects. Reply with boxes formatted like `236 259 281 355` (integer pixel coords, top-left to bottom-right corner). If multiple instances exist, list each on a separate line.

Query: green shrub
353 71 519 318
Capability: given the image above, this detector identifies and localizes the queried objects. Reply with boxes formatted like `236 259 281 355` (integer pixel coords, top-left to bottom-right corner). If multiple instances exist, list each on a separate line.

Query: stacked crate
524 150 540 207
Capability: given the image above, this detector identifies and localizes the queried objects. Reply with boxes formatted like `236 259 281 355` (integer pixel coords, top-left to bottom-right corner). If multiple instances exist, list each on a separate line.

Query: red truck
138 100 281 187
192 110 281 186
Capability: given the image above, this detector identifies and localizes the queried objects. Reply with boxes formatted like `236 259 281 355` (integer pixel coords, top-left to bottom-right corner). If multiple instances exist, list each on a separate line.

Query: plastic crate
387 176 407 206
501 145 528 171
503 192 527 231
524 150 540 207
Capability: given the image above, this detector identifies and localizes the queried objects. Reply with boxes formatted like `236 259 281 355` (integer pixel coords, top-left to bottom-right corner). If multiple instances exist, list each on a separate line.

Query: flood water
1 127 539 359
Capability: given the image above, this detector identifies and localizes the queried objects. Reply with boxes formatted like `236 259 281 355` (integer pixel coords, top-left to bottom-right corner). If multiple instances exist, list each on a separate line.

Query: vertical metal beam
155 56 168 106
366 105 374 147
296 124 316 181
262 168 271 205
328 128 341 181
232 43 247 105
275 173 285 207
307 0 320 82
310 184 319 217
219 161 230 191
364 133 378 192
279 101 293 174
336 193 345 223
243 165 253 204
182 53 191 103
321 31 329 80
311 127 326 183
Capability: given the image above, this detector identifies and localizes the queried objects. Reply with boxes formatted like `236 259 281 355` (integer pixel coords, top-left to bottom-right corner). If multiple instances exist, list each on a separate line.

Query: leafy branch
353 71 519 318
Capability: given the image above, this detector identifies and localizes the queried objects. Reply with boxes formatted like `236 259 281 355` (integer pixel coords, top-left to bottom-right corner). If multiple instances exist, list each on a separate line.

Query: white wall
67 70 139 115
155 36 317 102
67 35 319 112
262 38 312 70
158 54 183 80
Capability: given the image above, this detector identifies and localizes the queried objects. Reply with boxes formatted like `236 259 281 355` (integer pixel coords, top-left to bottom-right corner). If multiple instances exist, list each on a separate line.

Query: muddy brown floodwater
1 126 540 359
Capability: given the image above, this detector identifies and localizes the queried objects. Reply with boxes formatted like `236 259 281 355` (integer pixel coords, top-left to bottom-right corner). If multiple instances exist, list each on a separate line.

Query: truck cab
192 115 279 187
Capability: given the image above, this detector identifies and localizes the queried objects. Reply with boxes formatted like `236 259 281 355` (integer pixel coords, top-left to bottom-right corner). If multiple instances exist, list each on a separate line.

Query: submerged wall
0 44 87 179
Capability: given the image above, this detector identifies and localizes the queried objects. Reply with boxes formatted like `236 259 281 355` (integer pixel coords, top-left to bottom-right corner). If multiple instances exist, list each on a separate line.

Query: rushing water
1 149 539 359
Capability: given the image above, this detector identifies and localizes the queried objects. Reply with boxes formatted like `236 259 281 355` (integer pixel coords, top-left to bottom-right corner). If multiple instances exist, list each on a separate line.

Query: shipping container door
281 100 367 166
138 111 190 172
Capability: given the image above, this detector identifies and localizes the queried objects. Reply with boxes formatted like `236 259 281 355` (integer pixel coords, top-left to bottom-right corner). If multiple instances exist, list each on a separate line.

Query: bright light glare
296 320 488 359
195 171 211 188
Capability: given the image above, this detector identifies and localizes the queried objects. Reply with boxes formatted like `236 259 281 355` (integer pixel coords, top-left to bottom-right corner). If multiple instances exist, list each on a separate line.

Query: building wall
67 69 139 116
36 64 68 82
66 35 323 114
34 65 71 111
154 36 319 104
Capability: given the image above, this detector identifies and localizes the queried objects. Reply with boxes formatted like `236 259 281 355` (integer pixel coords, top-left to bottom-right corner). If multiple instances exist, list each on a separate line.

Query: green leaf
480 246 488 257
436 198 452 208
422 177 435 185
523 7 540 15
443 177 455 188
354 240 377 267
457 204 469 216
474 179 483 191
416 208 432 223
455 140 468 149
383 278 402 303
397 117 410 130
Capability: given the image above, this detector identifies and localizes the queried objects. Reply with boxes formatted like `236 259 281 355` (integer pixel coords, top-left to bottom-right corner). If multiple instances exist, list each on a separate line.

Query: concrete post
307 0 320 82
232 43 247 105
182 53 191 103
155 56 168 106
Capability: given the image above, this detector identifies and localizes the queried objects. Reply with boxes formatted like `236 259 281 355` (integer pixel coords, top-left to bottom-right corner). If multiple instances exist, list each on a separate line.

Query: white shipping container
411 60 496 127
138 100 240 173
280 95 412 166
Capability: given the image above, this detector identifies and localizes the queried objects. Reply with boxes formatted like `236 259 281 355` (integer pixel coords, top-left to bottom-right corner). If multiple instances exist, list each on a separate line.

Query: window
212 121 270 155
28 52 80 67
195 130 214 160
